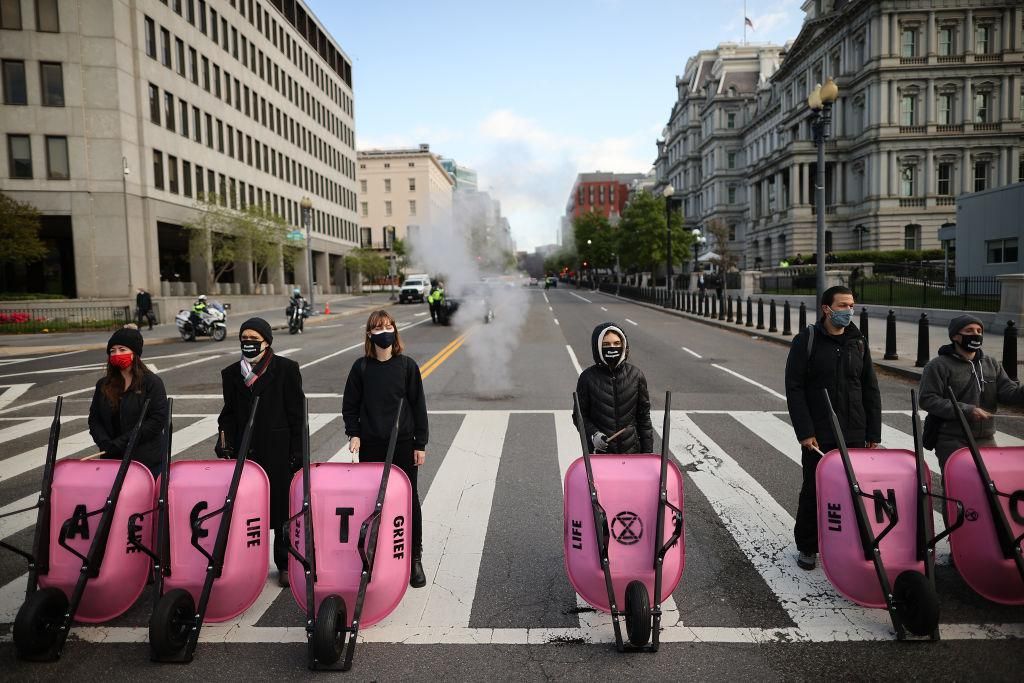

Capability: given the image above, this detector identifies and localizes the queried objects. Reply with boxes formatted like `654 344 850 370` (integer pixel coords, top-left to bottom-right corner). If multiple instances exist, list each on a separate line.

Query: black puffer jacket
574 322 654 453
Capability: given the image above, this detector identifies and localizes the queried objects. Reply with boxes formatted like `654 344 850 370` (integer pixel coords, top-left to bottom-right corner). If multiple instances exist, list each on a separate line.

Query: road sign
287 229 305 242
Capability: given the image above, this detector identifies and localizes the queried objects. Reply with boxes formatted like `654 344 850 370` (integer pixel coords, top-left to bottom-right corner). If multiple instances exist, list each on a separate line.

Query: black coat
785 321 882 447
574 323 654 454
136 291 153 313
88 371 169 471
218 352 305 527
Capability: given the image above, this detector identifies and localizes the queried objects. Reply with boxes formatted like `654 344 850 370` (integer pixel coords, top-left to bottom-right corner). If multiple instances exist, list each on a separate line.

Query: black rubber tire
13 587 68 660
893 570 940 636
624 580 651 647
313 594 347 666
211 326 227 342
180 326 194 342
289 323 298 335
149 589 195 660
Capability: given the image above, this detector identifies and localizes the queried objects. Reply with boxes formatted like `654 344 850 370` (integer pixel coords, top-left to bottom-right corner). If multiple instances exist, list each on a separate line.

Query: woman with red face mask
88 325 169 475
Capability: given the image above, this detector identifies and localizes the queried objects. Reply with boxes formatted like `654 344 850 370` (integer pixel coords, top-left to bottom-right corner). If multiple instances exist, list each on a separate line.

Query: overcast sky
312 0 805 251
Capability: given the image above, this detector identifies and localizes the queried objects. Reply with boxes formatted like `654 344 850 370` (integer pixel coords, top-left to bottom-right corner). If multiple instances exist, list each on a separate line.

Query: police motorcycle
287 289 311 335
175 295 228 342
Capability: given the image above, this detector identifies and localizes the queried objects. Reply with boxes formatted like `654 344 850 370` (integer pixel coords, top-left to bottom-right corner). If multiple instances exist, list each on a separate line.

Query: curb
598 290 926 382
0 300 395 358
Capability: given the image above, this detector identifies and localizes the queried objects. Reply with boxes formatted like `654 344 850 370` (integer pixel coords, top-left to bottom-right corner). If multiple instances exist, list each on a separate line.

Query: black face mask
240 341 263 358
371 331 396 349
602 346 623 367
958 334 983 351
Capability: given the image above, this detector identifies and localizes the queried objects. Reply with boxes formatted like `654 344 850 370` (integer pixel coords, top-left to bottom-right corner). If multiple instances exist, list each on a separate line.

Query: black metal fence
0 305 133 334
760 271 817 296
852 275 1001 312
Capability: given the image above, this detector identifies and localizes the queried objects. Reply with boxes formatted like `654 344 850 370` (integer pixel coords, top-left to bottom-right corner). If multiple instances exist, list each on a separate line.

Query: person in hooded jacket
919 314 1024 471
785 285 882 571
89 326 169 475
574 322 654 455
217 317 305 588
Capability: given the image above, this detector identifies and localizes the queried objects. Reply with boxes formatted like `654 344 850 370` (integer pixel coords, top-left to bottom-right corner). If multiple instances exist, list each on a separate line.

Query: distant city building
438 157 479 192
563 171 645 245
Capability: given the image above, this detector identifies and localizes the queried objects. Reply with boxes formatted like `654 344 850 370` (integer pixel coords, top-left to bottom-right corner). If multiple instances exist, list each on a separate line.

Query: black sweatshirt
342 354 429 448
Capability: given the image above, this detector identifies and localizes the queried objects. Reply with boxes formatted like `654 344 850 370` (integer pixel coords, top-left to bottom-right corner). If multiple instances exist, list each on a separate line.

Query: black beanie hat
948 314 984 340
239 317 273 345
107 326 144 356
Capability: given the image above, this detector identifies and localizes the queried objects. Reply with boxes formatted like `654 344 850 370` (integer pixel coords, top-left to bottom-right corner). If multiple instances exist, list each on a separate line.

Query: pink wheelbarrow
564 391 684 651
133 397 269 662
1 397 157 661
943 387 1024 605
286 399 411 671
816 390 963 640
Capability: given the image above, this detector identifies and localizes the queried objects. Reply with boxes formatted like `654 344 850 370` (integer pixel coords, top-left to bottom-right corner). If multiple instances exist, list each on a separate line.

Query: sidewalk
603 290 1022 381
0 293 397 357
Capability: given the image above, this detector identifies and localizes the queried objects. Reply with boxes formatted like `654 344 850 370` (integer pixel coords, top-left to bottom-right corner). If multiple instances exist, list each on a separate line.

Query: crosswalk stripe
0 384 33 411
0 426 97 484
730 411 801 466
376 412 508 631
0 415 80 445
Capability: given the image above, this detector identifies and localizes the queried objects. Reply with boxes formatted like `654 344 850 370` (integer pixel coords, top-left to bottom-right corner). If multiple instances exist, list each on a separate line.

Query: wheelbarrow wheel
893 570 940 636
313 594 347 666
13 587 68 660
624 580 651 647
150 589 195 659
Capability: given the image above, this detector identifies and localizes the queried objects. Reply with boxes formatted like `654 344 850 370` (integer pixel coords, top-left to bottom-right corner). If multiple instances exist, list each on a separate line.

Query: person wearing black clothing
574 322 654 455
342 310 429 588
88 326 169 475
785 286 882 570
217 317 305 588
135 288 155 330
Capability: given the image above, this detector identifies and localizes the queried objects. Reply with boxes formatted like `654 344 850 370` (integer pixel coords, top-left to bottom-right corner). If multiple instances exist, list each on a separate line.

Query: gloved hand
214 441 235 460
592 432 609 453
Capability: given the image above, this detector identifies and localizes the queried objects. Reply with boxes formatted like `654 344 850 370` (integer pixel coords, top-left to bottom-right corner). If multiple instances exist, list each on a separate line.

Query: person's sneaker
410 557 426 588
797 552 817 570
278 569 289 587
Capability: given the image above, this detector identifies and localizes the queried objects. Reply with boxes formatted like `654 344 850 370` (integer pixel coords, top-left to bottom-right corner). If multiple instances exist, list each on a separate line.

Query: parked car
528 277 539 287
399 277 431 303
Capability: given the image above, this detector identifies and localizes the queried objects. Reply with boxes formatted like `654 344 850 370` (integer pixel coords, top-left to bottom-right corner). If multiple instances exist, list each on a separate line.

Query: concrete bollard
756 298 765 330
915 313 930 368
884 309 899 360
783 301 792 336
746 297 753 328
769 299 778 333
726 295 734 323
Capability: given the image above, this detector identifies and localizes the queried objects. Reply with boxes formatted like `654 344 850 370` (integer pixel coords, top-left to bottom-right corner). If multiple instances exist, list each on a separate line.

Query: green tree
573 211 616 270
616 191 690 279
392 238 411 277
346 248 388 286
705 219 739 272
0 192 48 267
543 248 577 276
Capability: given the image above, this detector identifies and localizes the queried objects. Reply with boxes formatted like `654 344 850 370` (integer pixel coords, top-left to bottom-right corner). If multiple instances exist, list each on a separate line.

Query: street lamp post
586 238 593 290
807 78 839 308
300 196 314 314
663 184 675 293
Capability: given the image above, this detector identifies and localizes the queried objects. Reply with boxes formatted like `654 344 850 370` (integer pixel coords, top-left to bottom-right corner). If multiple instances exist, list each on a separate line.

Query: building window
7 134 32 178
727 151 736 169
148 83 159 124
987 238 1018 264
2 60 27 105
938 93 954 125
974 92 989 123
727 186 737 204
152 149 164 189
937 163 953 195
975 25 990 54
904 224 921 250
900 28 916 57
900 165 916 196
900 95 916 126
188 47 198 83
408 177 415 191
179 100 188 137
192 106 200 142
974 161 989 191
217 120 223 152
384 178 391 192
144 16 156 58
202 56 209 91
1 0 23 29
164 92 174 131
182 160 192 197
167 155 179 194
39 62 63 106
45 135 68 179
384 200 392 217
726 112 736 129
199 0 207 33
409 200 416 216
938 27 953 56
35 0 59 32
360 179 367 192
160 27 171 68
360 202 367 217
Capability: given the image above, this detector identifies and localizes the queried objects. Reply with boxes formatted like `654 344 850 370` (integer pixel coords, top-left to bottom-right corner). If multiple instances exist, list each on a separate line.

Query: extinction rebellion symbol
611 511 643 545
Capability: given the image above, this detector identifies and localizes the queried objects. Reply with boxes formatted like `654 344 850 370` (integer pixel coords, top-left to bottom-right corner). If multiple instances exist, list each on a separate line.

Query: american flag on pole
745 16 755 30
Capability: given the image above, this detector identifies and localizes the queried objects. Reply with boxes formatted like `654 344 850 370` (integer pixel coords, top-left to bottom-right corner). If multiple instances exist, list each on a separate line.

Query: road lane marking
543 292 549 304
553 318 560 326
0 424 96 484
566 346 583 375
711 364 786 400
300 318 430 370
624 319 638 326
0 350 84 365
420 333 469 377
415 312 428 317
0 385 94 416
681 347 702 359
600 307 608 312
0 384 33 410
570 292 592 303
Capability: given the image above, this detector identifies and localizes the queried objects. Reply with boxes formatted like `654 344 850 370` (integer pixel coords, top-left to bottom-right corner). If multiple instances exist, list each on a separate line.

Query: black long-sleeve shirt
342 354 428 449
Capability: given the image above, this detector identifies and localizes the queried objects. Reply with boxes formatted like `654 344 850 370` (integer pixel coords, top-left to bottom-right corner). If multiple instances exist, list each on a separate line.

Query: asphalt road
0 286 1020 680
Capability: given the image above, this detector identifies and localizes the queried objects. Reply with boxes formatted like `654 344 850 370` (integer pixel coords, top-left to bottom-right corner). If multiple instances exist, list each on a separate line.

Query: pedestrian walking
342 310 430 588
574 322 654 455
217 317 305 587
136 287 155 330
918 314 1024 471
784 286 881 570
88 326 169 475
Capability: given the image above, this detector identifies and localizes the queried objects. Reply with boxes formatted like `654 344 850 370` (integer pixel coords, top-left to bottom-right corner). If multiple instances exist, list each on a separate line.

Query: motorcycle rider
573 322 654 454
189 294 209 332
288 287 307 333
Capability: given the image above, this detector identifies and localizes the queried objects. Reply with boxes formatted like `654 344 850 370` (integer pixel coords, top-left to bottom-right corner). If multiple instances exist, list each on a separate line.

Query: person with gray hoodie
918 314 1024 470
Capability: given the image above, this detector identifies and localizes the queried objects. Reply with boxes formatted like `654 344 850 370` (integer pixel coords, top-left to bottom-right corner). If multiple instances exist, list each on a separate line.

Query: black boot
410 552 426 588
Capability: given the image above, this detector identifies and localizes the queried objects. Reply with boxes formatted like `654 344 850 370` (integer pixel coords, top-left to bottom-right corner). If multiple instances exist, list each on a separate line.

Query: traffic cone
324 302 331 314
